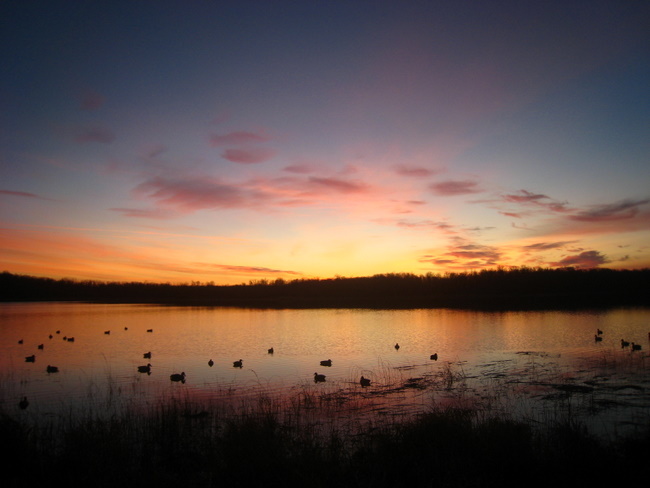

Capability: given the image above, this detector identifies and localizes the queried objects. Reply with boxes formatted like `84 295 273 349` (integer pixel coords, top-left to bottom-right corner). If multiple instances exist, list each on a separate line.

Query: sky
1 1 649 285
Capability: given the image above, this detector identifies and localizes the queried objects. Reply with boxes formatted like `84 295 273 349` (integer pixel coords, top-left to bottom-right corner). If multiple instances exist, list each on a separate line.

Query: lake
2 302 649 439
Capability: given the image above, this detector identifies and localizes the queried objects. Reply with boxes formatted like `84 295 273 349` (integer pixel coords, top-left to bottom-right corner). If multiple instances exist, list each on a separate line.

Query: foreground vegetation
2 396 648 488
2 267 650 309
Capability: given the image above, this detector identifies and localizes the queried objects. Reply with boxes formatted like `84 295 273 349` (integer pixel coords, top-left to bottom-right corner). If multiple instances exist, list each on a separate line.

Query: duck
18 339 23 344
233 359 243 368
394 343 400 350
621 339 630 348
320 359 332 367
597 329 603 335
170 372 186 382
137 363 152 373
360 376 371 387
67 337 75 342
46 365 59 373
146 329 153 333
208 359 214 367
430 353 438 360
19 397 29 410
104 330 110 335
268 347 274 354
143 351 152 359
594 335 603 342
631 342 642 351
25 355 35 362
37 344 44 350
314 372 326 382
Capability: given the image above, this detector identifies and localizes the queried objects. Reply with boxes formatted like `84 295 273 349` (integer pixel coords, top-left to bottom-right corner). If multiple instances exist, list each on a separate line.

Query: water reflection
1 302 648 438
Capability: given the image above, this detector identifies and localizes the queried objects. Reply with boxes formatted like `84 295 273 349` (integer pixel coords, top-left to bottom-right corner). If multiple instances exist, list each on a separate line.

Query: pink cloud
221 148 276 164
110 207 178 220
550 250 609 268
500 211 523 218
74 125 116 144
283 163 317 174
307 177 370 194
134 176 270 212
210 131 271 147
394 164 438 177
430 180 481 196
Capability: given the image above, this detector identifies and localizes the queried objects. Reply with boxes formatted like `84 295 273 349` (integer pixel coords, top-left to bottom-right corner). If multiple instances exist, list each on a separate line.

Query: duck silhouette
25 355 35 363
314 372 326 382
268 347 274 354
233 359 243 368
631 342 642 351
46 365 59 373
143 352 152 359
320 359 332 367
170 372 186 382
430 353 438 360
621 339 630 348
394 343 400 350
138 363 152 374
208 359 214 367
360 376 371 387
595 335 603 342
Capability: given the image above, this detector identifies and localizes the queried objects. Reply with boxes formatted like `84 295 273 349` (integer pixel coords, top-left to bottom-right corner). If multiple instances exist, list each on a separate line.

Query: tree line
1 267 649 310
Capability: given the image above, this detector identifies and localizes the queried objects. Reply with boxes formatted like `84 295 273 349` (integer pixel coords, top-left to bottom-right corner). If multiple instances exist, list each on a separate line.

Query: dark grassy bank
2 401 648 488
2 267 650 309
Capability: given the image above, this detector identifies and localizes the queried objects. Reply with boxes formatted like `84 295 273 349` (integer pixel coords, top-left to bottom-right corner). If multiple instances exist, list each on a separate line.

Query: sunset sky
1 1 649 285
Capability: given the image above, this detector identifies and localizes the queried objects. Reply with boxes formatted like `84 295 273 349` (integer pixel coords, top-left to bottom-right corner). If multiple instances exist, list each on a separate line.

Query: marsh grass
2 355 649 487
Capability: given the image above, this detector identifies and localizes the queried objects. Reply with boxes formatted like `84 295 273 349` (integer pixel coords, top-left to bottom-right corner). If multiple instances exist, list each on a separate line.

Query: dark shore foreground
2 401 649 488
2 267 649 310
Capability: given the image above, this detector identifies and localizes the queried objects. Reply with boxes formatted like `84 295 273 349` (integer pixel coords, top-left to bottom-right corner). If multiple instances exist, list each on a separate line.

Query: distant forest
2 267 649 310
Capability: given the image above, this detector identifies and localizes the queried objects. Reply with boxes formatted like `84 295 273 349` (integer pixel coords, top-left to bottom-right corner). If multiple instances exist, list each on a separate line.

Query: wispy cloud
419 238 502 270
397 219 457 234
133 176 271 213
283 163 317 174
569 198 650 222
522 241 577 252
221 148 276 164
110 207 178 220
0 189 51 200
307 177 370 194
429 180 481 196
394 164 438 177
502 189 570 213
201 263 302 276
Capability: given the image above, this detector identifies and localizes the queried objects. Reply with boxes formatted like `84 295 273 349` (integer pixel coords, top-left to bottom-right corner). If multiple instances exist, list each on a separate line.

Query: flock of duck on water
16 329 440 410
17 326 647 411
594 328 646 351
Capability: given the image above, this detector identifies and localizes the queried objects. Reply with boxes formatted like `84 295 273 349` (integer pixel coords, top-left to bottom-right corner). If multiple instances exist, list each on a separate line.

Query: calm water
2 302 649 438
